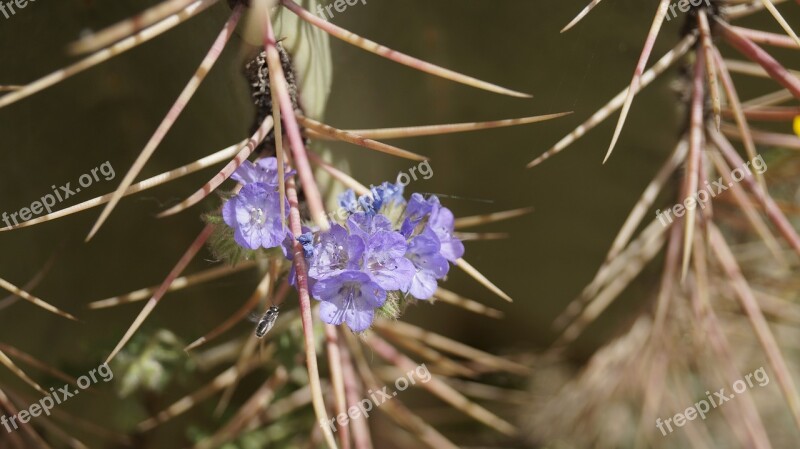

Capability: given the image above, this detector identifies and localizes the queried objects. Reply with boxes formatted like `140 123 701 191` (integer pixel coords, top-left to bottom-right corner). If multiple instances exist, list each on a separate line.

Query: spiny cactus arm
709 224 800 431
279 0 531 99
527 34 695 169
719 20 800 99
757 0 800 48
680 48 706 280
88 5 243 240
711 44 765 188
366 334 517 436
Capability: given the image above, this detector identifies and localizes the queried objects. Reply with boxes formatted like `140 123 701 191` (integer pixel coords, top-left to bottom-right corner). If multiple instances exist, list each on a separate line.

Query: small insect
252 305 280 338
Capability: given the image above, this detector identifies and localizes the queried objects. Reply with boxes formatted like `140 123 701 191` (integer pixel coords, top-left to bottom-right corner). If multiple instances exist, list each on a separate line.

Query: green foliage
111 330 194 397
376 290 420 322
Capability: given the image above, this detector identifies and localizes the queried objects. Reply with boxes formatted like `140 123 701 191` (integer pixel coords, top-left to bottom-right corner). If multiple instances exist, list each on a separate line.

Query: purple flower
401 193 441 237
282 227 310 288
222 183 287 250
370 182 404 209
231 158 280 186
312 270 386 332
362 230 415 291
338 189 359 215
308 224 364 281
297 232 315 259
347 212 392 240
404 228 449 300
406 193 440 223
428 206 464 262
283 225 318 259
399 193 463 261
358 182 405 214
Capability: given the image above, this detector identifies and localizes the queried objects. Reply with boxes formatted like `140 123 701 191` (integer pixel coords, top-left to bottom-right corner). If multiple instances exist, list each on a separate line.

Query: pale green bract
240 0 333 120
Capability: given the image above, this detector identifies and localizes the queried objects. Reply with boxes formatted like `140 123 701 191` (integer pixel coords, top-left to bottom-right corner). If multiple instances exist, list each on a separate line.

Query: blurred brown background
0 0 797 445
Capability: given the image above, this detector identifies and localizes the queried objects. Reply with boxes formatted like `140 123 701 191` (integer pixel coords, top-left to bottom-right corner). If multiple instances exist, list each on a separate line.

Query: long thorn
157 116 275 217
68 0 198 54
455 258 512 302
105 225 213 364
603 0 670 164
0 0 218 110
86 5 242 240
561 0 606 33
0 276 78 321
280 0 531 98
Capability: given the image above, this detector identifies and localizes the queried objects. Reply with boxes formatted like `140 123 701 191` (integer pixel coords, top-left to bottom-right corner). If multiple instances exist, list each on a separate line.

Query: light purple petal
430 207 454 233
364 231 414 290
231 158 280 186
409 269 438 300
368 231 407 259
338 189 359 214
428 206 463 261
319 300 346 326
312 271 385 331
222 183 286 251
348 212 392 239
308 225 365 280
311 274 344 301
369 257 415 291
345 307 375 333
406 229 449 279
222 198 237 227
439 237 464 262
234 223 261 250
405 193 440 224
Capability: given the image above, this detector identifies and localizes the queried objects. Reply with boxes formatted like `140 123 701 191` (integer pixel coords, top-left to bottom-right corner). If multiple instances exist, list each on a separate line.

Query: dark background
0 0 797 445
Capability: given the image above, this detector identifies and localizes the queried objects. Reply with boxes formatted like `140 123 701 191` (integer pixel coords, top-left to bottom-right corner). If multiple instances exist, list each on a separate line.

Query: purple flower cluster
221 158 290 251
305 183 464 332
221 163 463 333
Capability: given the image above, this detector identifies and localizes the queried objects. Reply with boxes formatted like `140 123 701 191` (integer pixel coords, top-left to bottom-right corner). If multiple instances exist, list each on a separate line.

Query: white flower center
250 207 265 225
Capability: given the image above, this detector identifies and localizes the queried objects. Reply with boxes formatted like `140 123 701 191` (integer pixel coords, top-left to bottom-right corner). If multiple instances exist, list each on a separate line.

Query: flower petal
409 269 438 300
